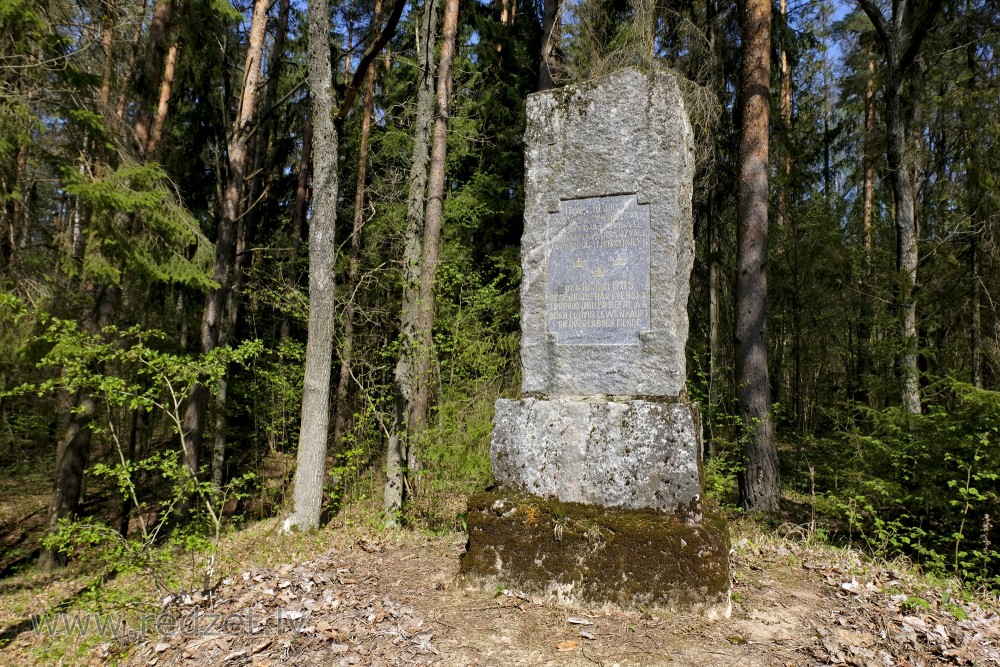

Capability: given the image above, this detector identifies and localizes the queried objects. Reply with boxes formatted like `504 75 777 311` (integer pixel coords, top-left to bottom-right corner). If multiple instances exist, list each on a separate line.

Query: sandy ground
1 476 998 667
105 528 999 667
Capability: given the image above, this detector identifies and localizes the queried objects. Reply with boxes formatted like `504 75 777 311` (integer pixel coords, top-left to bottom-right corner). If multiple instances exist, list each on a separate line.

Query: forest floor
0 476 999 666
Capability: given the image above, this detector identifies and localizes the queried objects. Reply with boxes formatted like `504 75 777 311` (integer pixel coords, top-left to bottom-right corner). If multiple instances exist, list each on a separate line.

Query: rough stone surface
462 68 728 617
520 68 695 397
491 397 702 514
458 490 731 618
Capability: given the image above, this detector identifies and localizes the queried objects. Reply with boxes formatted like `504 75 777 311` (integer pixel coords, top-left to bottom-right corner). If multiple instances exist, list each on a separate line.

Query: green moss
458 488 731 615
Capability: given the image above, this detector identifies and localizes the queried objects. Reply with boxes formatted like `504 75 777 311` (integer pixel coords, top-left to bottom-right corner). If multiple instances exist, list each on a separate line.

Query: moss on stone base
457 489 731 618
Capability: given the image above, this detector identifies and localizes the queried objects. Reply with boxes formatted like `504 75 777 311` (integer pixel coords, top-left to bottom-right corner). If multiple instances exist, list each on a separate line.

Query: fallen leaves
813 565 1000 666
126 551 441 667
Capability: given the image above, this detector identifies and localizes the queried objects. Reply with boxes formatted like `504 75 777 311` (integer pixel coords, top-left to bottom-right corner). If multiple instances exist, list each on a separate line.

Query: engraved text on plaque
546 194 650 344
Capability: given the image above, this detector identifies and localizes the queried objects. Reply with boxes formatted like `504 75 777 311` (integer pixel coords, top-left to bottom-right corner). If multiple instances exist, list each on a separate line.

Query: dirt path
113 529 999 667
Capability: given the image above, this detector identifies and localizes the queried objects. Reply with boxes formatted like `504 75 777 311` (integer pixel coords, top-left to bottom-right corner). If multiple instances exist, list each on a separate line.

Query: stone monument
458 68 731 617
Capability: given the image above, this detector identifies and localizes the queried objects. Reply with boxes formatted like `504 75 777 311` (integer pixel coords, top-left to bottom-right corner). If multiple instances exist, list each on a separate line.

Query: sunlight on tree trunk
409 0 460 488
182 0 270 476
284 0 339 533
736 0 779 514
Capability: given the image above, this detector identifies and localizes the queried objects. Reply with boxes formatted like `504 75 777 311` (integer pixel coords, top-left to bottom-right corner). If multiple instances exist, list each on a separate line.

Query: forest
1 0 999 606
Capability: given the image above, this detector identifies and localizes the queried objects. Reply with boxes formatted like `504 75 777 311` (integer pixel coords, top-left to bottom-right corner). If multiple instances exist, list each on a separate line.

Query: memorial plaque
546 195 650 345
459 69 731 619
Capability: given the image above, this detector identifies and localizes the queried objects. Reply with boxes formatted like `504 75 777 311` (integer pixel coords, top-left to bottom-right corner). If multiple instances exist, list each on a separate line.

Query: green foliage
6 304 262 424
5 298 264 591
237 336 305 457
815 380 1000 587
400 256 520 530
42 459 256 595
64 162 216 290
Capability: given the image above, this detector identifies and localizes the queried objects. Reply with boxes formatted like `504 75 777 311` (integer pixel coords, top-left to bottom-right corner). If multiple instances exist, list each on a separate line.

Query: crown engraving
573 258 585 269
612 257 626 268
591 268 605 278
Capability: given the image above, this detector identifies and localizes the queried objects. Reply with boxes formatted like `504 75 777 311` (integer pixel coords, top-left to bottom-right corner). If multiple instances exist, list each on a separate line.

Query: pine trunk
966 47 982 389
736 0 779 513
409 0 459 463
145 41 179 157
332 0 382 460
706 196 719 459
132 0 172 155
777 0 791 226
182 0 270 475
211 0 290 485
249 0 291 219
862 54 875 266
857 50 875 402
100 0 115 107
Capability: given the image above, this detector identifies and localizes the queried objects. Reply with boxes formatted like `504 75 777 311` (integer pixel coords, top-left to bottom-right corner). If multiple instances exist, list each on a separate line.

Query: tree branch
899 0 944 72
893 0 907 35
336 0 407 121
856 0 890 45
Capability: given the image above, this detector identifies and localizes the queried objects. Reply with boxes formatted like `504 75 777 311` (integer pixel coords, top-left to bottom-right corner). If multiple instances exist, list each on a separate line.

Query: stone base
457 489 731 618
492 397 702 514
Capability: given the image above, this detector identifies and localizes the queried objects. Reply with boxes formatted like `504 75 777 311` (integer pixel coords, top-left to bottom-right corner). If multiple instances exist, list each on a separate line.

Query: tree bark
133 0 172 156
332 0 382 460
181 0 270 476
856 48 875 402
735 0 779 513
862 52 875 266
706 195 720 459
777 0 791 227
965 44 982 389
856 0 942 415
286 0 404 531
386 0 439 519
971 229 982 388
538 0 561 91
145 41 179 157
890 67 920 415
249 0 291 220
283 0 342 532
409 0 459 471
100 0 115 107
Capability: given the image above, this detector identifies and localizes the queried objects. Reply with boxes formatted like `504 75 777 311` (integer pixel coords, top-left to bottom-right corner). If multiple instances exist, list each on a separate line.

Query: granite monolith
458 68 731 617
